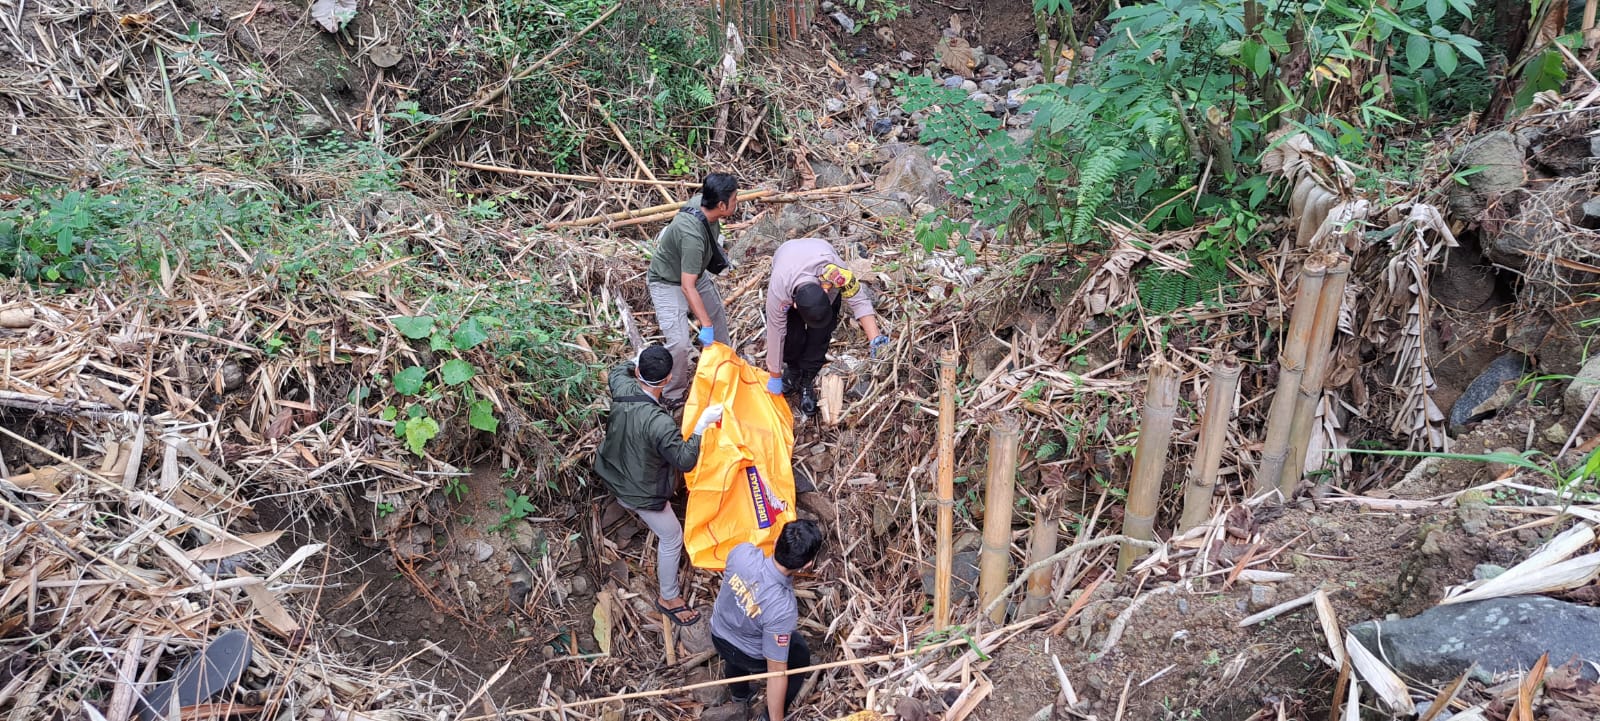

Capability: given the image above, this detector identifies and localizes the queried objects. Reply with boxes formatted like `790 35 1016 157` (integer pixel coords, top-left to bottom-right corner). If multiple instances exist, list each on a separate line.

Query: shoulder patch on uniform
774 633 790 647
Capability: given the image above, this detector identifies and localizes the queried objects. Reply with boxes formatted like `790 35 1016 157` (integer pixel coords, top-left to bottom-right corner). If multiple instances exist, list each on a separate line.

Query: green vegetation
402 0 718 171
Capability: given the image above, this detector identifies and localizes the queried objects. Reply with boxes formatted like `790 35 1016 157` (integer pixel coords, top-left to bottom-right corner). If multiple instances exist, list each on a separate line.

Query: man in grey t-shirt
710 520 823 720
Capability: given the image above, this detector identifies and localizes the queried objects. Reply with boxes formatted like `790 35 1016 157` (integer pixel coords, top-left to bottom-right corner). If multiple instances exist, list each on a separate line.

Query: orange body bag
681 343 796 570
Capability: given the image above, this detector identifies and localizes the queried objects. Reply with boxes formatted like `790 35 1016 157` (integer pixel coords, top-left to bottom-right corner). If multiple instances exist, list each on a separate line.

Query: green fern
1070 144 1126 243
1136 251 1230 314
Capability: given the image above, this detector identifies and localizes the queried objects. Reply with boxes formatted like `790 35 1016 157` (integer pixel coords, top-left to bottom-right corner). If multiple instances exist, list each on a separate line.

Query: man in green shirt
647 173 739 406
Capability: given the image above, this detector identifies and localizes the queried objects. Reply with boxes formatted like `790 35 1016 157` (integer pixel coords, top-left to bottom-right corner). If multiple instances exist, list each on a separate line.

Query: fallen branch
548 189 776 229
1238 586 1325 627
451 162 700 188
979 534 1160 620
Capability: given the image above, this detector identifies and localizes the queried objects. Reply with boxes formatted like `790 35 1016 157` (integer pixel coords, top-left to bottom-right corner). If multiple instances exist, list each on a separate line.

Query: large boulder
1348 596 1600 683
874 145 949 204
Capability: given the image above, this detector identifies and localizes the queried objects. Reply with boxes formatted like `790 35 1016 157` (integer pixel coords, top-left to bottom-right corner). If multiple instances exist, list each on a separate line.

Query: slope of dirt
978 401 1583 720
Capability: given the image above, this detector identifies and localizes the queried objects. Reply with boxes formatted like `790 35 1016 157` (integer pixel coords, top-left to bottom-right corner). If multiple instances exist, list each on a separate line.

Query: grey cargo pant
648 274 730 401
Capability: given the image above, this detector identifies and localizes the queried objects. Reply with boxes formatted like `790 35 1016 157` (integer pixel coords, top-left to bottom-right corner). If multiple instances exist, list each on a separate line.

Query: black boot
797 374 819 416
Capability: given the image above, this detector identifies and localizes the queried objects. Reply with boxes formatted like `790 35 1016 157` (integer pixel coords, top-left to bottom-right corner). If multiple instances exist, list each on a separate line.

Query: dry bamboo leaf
185 531 285 561
310 0 356 32
593 590 613 656
1345 632 1415 714
1442 551 1600 605
1313 590 1345 668
242 577 302 637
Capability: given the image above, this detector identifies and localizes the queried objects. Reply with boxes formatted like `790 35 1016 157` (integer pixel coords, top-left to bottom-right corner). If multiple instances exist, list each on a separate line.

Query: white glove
692 404 724 435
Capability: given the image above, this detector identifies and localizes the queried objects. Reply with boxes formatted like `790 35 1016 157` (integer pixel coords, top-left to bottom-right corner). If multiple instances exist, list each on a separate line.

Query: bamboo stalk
1020 492 1060 618
1179 355 1241 532
1118 357 1180 574
935 349 959 630
977 415 1021 623
547 189 775 228
452 161 701 187
1256 255 1329 498
1278 257 1349 499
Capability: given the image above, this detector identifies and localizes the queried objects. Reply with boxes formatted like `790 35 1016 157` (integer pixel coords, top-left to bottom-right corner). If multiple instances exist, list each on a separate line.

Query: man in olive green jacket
594 345 723 626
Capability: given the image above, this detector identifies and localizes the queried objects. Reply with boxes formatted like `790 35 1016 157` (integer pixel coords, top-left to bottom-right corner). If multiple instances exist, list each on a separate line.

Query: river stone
1449 353 1529 430
1348 596 1600 683
1565 354 1600 411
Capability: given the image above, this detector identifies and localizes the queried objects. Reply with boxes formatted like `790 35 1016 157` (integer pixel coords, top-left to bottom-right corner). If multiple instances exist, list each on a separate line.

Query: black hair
792 283 832 327
637 345 673 384
774 518 823 570
701 173 739 210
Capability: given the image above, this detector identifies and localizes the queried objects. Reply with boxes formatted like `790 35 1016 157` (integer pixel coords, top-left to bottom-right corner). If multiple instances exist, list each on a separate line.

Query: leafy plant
445 476 469 503
491 487 536 531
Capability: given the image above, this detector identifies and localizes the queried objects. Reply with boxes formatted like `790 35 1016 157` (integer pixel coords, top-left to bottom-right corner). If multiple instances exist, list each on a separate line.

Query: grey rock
1566 354 1600 411
1472 563 1507 581
862 70 879 84
899 50 916 63
508 521 541 556
689 668 726 706
810 161 854 188
829 11 855 34
1486 446 1523 478
920 550 981 601
820 0 835 10
873 145 947 203
1447 131 1527 218
678 617 714 654
968 92 995 105
824 98 846 114
702 704 749 721
1449 353 1529 429
872 118 894 136
1545 422 1570 446
1348 596 1600 683
1583 198 1600 228
943 75 965 89
960 79 979 93
1247 585 1277 613
978 78 1001 94
467 539 494 563
1591 135 1600 158
295 113 335 137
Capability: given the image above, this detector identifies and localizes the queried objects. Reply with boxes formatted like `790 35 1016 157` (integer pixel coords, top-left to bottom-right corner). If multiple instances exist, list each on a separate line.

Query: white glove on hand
692 404 724 436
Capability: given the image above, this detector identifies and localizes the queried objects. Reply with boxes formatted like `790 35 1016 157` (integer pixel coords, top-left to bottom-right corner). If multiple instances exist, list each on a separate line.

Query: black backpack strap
682 206 732 274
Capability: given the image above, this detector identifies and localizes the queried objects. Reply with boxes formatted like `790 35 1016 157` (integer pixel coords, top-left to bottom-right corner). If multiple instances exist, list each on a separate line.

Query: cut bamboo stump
1020 492 1060 618
977 416 1020 623
1118 357 1180 574
1257 256 1328 498
1179 355 1241 532
1279 257 1349 500
819 373 845 427
934 349 959 630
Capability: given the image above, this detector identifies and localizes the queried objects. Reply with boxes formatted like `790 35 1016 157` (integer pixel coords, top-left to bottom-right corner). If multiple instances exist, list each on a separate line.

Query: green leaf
392 316 435 339
453 317 490 350
404 415 439 456
1247 41 1271 77
469 399 500 432
1446 0 1472 19
1454 38 1484 66
1259 28 1289 54
1426 0 1446 21
441 358 476 385
429 331 453 351
467 398 496 431
392 366 426 395
1434 41 1458 75
1405 33 1430 72
380 405 398 421
1215 39 1243 57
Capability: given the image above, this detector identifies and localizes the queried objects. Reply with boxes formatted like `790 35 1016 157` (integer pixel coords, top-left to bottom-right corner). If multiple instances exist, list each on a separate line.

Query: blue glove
698 326 715 346
870 334 891 358
766 377 784 395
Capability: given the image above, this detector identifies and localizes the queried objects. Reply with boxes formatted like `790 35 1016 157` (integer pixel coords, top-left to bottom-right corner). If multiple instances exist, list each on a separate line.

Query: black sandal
654 599 702 627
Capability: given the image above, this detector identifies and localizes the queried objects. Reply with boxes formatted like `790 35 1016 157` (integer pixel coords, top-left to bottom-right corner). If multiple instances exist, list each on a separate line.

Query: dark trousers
712 633 812 710
783 295 842 381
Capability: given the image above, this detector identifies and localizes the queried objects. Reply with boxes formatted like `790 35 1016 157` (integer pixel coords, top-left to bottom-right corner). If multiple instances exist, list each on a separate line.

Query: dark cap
637 345 673 385
793 283 832 327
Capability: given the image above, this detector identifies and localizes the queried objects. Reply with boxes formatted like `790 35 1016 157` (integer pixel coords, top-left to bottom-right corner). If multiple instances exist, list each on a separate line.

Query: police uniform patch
774 633 790 647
